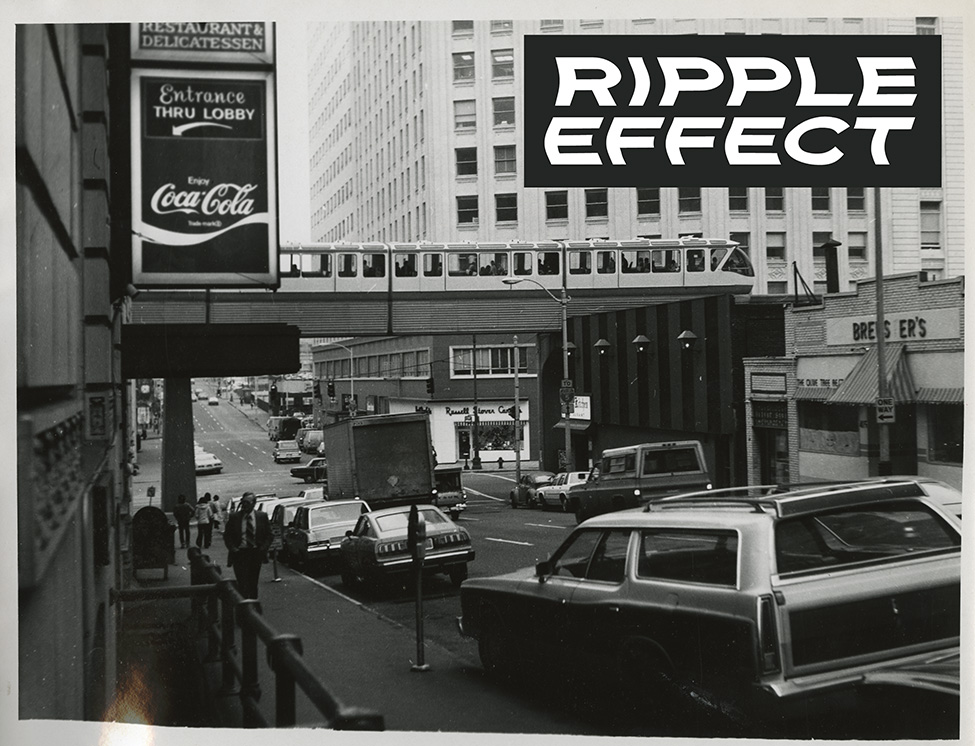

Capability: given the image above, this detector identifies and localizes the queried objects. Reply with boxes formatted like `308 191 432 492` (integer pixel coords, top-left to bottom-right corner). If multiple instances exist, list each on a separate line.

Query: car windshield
309 503 363 527
532 474 554 485
775 500 960 575
375 508 449 533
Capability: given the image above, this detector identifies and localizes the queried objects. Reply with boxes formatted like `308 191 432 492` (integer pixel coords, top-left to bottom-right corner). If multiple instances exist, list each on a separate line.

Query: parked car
269 496 315 562
291 456 328 483
340 504 475 589
194 451 223 475
534 471 590 511
284 499 371 568
508 471 555 508
458 479 961 729
207 396 219 406
273 439 302 464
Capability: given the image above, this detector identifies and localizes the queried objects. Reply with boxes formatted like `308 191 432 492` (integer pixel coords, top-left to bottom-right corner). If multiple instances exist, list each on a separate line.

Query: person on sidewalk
172 494 193 548
194 493 214 549
224 491 272 599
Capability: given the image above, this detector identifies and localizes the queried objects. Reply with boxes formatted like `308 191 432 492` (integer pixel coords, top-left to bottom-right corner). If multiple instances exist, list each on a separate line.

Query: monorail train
277 238 755 297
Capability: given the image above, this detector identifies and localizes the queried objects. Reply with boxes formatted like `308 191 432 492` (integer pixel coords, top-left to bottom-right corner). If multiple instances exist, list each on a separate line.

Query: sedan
509 471 555 508
285 499 371 568
194 451 223 475
340 504 475 589
534 471 590 511
207 396 219 406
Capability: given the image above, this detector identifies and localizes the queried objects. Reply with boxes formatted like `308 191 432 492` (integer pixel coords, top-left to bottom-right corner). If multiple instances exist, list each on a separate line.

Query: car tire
448 564 468 587
560 494 568 512
616 638 678 717
509 492 518 508
478 608 513 680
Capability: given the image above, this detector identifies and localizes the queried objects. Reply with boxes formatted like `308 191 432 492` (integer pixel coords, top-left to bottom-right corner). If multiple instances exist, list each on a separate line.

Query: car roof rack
645 480 927 518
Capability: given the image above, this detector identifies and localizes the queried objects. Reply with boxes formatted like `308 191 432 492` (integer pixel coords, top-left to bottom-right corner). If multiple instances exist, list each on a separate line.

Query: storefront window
798 402 859 455
929 404 963 464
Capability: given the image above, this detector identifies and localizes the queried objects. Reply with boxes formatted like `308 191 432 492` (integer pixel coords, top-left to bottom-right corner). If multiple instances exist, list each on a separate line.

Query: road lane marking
465 488 504 502
484 537 533 546
478 473 516 483
524 523 567 530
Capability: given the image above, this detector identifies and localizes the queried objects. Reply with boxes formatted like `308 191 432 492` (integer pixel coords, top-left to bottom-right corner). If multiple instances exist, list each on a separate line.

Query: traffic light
425 378 435 395
327 380 336 398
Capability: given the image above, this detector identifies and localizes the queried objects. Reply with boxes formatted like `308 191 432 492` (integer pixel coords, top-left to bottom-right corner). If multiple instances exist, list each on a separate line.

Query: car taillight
377 540 408 555
433 531 469 547
757 595 781 674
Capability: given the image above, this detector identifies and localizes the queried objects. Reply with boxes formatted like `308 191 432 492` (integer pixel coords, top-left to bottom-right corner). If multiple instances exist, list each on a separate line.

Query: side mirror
345 530 353 538
535 559 553 581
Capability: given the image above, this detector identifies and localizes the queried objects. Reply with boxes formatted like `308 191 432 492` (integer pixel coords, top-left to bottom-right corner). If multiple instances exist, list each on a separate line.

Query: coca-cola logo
150 182 257 217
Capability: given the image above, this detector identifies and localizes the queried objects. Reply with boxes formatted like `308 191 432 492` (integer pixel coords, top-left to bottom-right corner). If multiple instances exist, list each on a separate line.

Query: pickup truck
566 440 711 523
290 457 328 484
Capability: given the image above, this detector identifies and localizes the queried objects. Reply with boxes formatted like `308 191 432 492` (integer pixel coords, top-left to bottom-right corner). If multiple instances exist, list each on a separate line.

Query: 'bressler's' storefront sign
131 22 273 65
825 307 961 346
131 69 278 287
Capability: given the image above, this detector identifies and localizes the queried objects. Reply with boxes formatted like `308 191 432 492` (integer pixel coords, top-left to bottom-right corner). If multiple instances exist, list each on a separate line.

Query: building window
767 281 788 294
541 19 563 31
729 232 750 257
929 404 963 463
457 195 478 224
496 193 517 222
493 96 514 126
455 147 477 176
811 187 830 211
494 145 516 174
453 52 475 82
916 17 938 35
491 20 513 33
798 402 860 455
637 187 660 216
678 187 701 213
454 99 476 130
765 186 784 211
546 190 568 220
847 231 867 261
847 187 866 211
452 345 528 377
728 187 748 211
585 188 608 218
766 232 786 262
452 20 474 35
920 201 941 249
492 48 514 78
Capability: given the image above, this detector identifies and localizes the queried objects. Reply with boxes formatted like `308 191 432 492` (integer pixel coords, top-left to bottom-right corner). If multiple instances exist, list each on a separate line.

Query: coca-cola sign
132 69 278 287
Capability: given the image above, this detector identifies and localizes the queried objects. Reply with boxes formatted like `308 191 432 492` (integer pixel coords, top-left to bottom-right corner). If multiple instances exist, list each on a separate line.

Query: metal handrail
115 547 384 730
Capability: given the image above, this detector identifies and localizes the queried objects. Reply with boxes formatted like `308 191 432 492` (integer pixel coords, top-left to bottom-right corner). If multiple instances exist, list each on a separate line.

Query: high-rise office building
307 17 964 294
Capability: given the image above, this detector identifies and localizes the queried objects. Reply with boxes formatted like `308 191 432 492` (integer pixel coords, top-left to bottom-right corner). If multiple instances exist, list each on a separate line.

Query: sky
274 20 312 243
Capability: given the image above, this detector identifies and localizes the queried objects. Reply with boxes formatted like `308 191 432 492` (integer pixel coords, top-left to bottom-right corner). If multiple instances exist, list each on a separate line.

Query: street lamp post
324 341 355 418
502 277 572 472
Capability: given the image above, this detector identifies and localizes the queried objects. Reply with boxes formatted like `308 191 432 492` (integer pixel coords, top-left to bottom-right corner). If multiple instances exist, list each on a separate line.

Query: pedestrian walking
172 494 193 548
194 493 215 549
224 491 272 599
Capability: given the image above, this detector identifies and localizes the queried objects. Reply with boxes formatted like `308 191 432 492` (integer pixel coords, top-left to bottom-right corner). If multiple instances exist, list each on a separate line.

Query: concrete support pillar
161 378 196 512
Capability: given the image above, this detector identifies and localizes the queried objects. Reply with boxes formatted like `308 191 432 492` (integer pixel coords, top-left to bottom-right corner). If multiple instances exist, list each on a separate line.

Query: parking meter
408 504 427 561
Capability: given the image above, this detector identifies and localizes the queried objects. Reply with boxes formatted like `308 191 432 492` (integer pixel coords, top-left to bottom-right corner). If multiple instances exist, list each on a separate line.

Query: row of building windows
454 97 514 130
319 348 433 381
452 49 515 82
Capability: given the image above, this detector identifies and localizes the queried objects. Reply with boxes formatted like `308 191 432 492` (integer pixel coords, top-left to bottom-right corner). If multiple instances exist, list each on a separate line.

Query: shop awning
914 387 964 404
793 386 835 401
827 343 915 405
552 420 592 432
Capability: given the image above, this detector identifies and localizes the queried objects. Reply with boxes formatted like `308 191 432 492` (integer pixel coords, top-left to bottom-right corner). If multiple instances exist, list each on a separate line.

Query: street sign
559 386 575 404
561 378 573 388
876 397 895 424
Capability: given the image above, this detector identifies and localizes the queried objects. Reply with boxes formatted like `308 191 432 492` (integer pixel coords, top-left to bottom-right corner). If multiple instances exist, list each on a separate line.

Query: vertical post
471 334 482 470
348 346 355 417
269 635 302 726
874 186 892 475
561 288 572 471
513 334 521 488
219 583 238 694
238 599 263 723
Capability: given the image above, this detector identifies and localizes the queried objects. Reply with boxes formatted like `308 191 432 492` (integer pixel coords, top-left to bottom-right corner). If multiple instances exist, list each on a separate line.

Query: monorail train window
279 254 300 277
448 253 479 276
394 253 418 277
303 254 331 277
687 249 706 272
338 254 358 277
723 247 755 276
423 253 443 277
538 252 560 275
513 252 532 275
362 253 386 278
709 247 728 271
621 250 651 273
568 250 592 274
652 249 681 273
478 253 508 276
596 251 617 273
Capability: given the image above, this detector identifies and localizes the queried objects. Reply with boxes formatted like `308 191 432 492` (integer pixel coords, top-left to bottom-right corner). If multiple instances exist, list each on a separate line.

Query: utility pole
513 335 521 488
874 186 892 476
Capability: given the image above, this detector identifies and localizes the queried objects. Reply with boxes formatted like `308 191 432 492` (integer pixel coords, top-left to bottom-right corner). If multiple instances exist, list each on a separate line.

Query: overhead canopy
793 386 835 401
827 343 915 405
914 387 964 404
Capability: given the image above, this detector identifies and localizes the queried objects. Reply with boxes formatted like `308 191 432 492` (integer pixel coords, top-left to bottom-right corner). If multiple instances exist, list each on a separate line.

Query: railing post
206 591 220 662
237 599 263 726
217 579 239 695
268 634 302 727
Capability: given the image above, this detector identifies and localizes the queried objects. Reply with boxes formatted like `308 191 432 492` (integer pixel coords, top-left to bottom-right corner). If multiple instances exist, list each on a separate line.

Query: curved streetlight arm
501 276 570 305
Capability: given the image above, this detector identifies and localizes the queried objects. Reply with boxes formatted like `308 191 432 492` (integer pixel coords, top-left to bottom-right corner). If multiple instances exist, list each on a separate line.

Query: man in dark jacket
223 491 272 599
172 494 194 548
